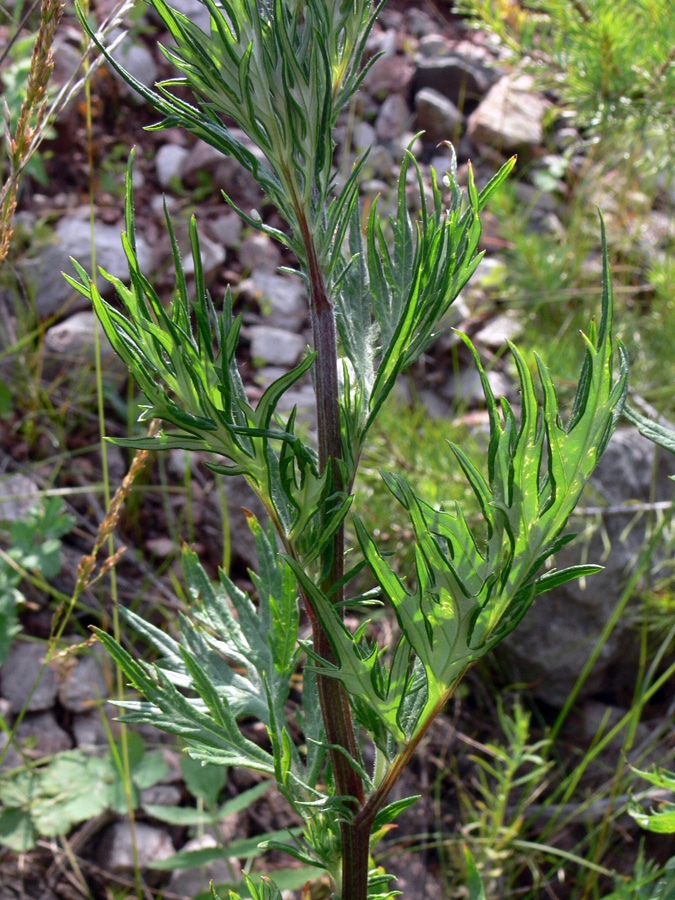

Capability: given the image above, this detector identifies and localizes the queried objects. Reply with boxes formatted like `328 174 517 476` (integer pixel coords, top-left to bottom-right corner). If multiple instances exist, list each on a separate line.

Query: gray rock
0 731 21 770
159 0 211 33
181 228 226 284
180 137 264 208
97 821 174 882
248 326 305 367
274 383 317 432
375 94 411 143
72 710 115 749
167 834 242 895
417 34 449 59
109 34 158 102
467 73 549 152
28 217 153 320
141 784 182 808
443 365 511 405
0 473 41 523
1 642 59 713
366 144 395 179
415 87 462 145
15 711 71 756
406 8 436 38
506 428 675 706
353 120 377 152
209 213 243 249
58 646 110 713
239 234 281 274
249 272 306 329
474 313 523 349
43 311 119 368
155 144 190 189
414 54 493 108
363 55 415 99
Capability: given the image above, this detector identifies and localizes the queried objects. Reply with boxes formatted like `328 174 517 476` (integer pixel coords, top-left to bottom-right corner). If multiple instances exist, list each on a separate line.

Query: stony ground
2 0 675 898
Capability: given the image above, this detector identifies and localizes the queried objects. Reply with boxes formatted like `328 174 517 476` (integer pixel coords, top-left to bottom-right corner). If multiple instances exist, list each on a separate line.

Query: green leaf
464 844 486 900
180 753 229 807
625 406 675 457
149 828 300 870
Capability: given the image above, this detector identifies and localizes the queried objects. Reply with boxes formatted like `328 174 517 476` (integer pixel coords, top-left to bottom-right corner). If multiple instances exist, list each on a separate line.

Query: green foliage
0 733 167 852
295 234 626 752
629 766 675 834
0 498 75 665
454 700 552 893
67 1 630 896
456 0 675 143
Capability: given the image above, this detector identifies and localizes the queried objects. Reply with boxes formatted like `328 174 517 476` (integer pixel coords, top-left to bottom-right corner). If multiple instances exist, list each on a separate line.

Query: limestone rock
57 646 110 713
1 642 59 713
168 834 242 895
414 53 493 108
505 428 675 706
375 94 411 143
43 311 119 368
15 711 71 757
155 144 190 189
0 473 41 523
468 73 549 152
97 821 174 883
248 326 305 367
29 217 152 320
415 87 462 144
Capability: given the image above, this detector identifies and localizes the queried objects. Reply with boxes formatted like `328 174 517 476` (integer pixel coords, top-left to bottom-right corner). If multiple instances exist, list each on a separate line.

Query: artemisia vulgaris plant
67 2 628 898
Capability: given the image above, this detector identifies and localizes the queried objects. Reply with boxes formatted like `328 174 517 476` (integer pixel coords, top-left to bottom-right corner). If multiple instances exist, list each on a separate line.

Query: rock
58 646 109 713
0 731 21 770
181 228 226 284
180 137 264 208
97 821 174 883
155 144 190 189
505 428 675 706
467 73 549 152
363 55 415 99
414 54 493 108
415 88 462 145
274 383 317 432
1 642 59 713
406 7 436 38
109 33 158 102
353 120 377 152
209 213 243 249
248 326 306 367
417 34 449 59
15 711 71 757
248 272 306 329
443 366 511 405
0 473 41 523
239 234 282 274
158 0 211 32
141 784 182 808
28 217 153 320
167 834 242 895
43 311 119 368
571 700 650 753
474 313 523 349
72 710 115 749
375 94 411 143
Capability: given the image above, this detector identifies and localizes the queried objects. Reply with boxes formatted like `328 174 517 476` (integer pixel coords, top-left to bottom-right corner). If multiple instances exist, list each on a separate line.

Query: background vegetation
1 0 675 898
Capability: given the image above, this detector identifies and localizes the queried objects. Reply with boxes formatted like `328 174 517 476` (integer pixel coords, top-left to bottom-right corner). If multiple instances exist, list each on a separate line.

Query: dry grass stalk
0 0 65 264
75 419 161 594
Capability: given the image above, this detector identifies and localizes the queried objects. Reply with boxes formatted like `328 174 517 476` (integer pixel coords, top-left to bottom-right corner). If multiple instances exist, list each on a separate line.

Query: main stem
298 211 369 900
